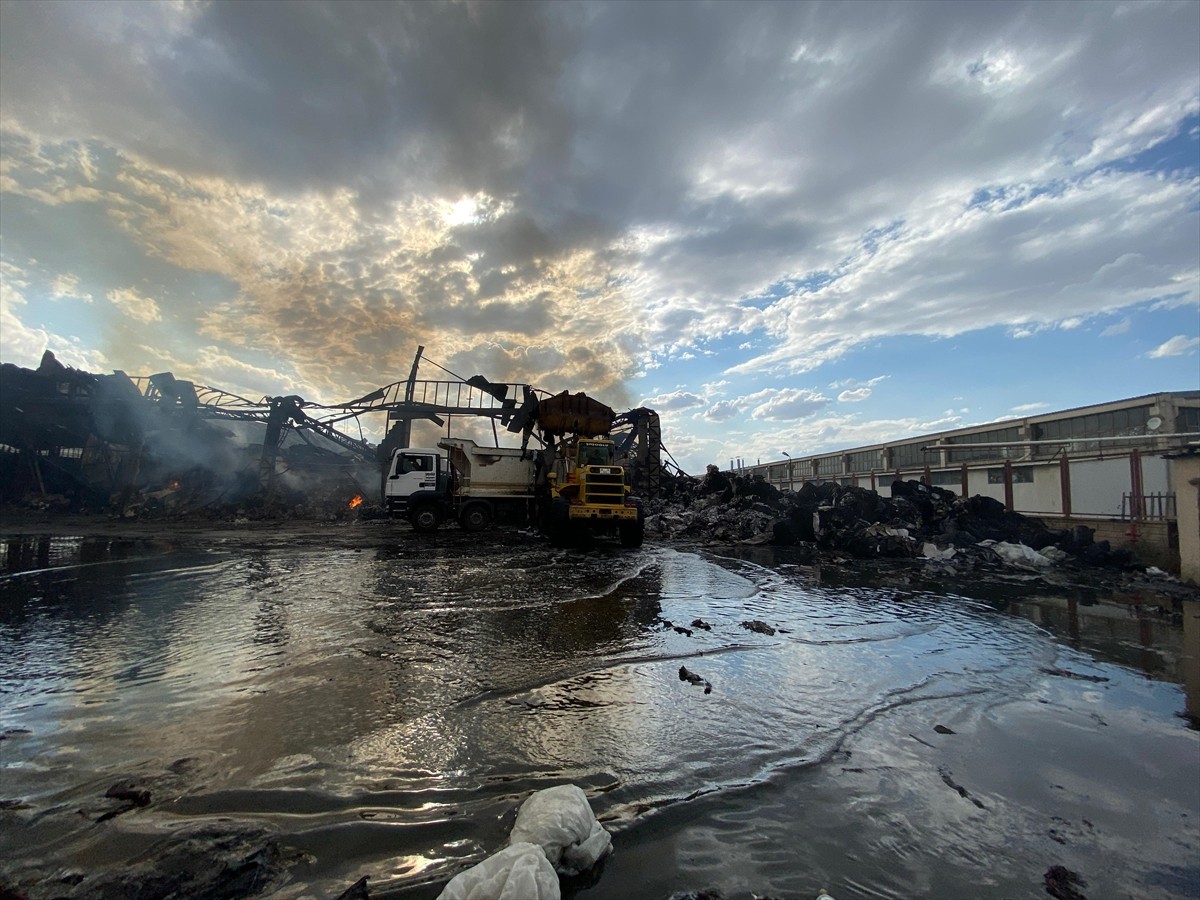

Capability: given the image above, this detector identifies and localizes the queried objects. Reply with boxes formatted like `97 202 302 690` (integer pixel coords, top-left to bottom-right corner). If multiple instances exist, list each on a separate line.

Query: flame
169 480 181 490
348 495 363 509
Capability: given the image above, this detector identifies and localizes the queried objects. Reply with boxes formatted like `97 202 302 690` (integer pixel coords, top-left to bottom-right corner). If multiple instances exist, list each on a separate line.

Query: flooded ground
1 522 1198 900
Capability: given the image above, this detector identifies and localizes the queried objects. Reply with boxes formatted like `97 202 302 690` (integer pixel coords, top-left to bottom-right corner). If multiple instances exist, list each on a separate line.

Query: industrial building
742 391 1200 578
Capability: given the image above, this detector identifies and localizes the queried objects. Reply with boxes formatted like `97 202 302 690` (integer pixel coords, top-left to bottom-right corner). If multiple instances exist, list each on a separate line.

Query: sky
1 0 1198 474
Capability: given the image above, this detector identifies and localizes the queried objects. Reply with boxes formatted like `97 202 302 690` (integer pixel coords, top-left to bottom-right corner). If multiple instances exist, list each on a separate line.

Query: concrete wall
1040 517 1176 572
1171 454 1200 587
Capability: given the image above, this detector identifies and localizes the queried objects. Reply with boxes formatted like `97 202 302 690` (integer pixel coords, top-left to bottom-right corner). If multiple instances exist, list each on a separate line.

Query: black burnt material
646 468 1140 570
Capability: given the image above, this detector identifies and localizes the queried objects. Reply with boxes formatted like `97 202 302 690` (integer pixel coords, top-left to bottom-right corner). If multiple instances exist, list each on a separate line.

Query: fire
348 494 363 509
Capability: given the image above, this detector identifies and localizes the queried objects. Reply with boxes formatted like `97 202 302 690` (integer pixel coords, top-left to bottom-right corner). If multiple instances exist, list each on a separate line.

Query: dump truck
383 435 645 547
383 438 538 533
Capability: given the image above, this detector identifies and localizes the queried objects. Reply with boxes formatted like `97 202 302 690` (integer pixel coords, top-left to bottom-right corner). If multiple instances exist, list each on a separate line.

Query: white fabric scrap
922 542 957 561
989 540 1053 568
437 842 560 900
508 784 613 876
1039 546 1069 563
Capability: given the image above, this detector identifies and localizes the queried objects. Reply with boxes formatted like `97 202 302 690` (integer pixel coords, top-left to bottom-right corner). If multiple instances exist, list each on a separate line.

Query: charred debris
0 350 1181 584
0 351 380 520
644 464 1174 581
0 349 675 522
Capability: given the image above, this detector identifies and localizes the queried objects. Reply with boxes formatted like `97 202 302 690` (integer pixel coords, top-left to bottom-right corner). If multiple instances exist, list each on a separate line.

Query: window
848 450 879 472
929 470 962 487
400 453 434 474
815 455 842 475
1040 406 1150 441
890 442 926 468
1177 406 1200 432
578 442 614 466
946 427 1021 462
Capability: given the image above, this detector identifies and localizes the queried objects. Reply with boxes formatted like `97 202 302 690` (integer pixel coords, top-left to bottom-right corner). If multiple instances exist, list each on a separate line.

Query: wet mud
1 519 1198 899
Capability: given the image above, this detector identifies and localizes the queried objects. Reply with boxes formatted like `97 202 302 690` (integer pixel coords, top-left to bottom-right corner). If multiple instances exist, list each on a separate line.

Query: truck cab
383 447 448 531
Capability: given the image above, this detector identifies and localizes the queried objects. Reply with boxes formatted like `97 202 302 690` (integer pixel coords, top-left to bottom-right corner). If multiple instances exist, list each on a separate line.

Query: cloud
107 287 162 323
641 389 704 412
743 387 830 421
1147 335 1200 358
702 400 741 423
1 262 109 371
1101 318 1131 336
1 0 1198 455
51 273 92 302
1010 402 1050 413
838 388 872 402
712 409 973 472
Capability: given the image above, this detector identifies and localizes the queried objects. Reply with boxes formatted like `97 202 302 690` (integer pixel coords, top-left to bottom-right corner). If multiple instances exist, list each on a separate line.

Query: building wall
1171 455 1200 587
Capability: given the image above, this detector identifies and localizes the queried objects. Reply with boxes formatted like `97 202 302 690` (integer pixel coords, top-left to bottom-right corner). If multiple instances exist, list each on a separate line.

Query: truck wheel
459 503 491 533
410 505 443 533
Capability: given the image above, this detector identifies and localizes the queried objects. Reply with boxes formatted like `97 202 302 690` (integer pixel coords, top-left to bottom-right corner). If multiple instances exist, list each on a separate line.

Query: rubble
645 467 1145 573
0 352 378 523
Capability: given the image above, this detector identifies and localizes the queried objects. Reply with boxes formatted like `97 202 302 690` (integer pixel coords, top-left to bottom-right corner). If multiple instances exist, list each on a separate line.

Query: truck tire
459 502 492 533
410 504 443 533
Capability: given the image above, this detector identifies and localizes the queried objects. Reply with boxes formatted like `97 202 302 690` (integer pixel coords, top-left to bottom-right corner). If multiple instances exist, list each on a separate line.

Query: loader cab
576 440 616 468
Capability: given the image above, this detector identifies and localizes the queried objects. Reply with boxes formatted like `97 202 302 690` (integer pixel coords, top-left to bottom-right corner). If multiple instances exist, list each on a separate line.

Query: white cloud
702 399 740 423
1147 335 1200 358
51 273 92 302
1101 318 1131 336
1 266 109 370
0 0 1197 475
107 287 162 323
745 387 830 421
642 389 704 412
1010 402 1050 413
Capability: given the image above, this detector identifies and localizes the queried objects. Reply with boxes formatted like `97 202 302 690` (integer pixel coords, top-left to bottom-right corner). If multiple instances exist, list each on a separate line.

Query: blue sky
1 0 1197 473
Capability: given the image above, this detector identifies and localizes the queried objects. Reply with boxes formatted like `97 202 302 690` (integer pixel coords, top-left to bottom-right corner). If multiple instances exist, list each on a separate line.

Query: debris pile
645 466 1138 570
0 352 376 521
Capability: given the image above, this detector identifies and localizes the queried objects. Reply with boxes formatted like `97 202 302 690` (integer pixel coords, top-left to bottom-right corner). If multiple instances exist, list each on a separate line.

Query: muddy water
1 527 1197 900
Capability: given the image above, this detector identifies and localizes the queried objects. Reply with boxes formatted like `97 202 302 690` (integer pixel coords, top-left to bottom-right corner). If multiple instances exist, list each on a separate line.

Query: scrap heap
0 351 376 518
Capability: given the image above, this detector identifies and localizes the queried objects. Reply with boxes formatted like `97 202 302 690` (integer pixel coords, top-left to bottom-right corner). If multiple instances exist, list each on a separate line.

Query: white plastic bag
990 540 1053 568
508 784 612 876
437 842 561 900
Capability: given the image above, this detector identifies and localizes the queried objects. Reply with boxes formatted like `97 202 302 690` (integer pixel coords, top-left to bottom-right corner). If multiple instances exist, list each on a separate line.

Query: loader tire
619 519 645 548
545 498 573 548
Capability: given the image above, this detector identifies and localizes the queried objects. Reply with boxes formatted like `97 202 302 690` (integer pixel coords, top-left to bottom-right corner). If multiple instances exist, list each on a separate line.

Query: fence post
1003 459 1014 512
1130 449 1144 521
960 463 968 499
1059 453 1072 518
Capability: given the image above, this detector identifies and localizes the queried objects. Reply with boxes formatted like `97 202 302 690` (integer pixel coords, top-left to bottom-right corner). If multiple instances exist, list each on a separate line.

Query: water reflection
1182 600 1200 724
0 533 1196 900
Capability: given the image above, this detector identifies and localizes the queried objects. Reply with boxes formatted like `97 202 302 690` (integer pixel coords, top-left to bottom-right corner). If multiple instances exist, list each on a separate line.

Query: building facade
743 392 1200 571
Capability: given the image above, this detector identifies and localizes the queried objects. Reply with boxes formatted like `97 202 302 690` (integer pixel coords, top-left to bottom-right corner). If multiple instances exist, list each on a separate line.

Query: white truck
383 434 645 547
383 438 538 533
